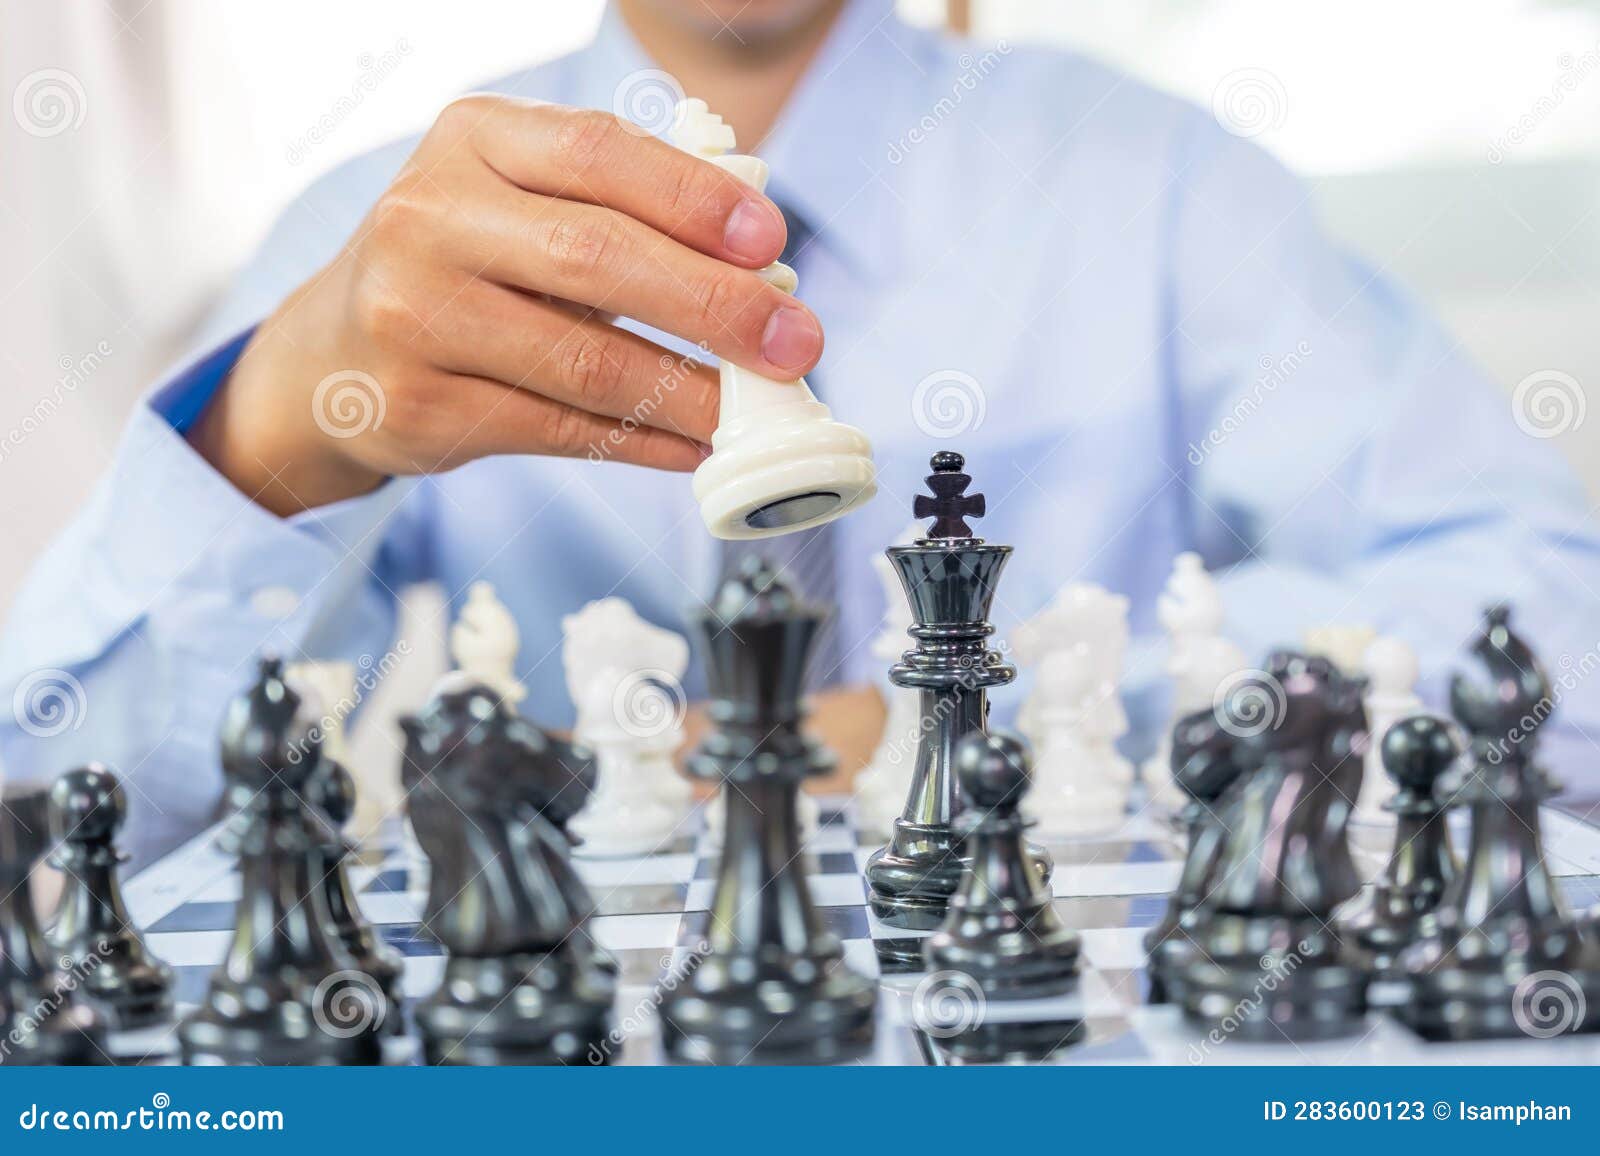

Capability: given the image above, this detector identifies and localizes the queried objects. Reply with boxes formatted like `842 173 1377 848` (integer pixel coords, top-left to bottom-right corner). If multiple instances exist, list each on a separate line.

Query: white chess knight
668 98 876 540
1141 553 1247 810
1353 635 1425 824
852 524 923 838
449 581 527 704
1013 582 1133 834
560 598 693 857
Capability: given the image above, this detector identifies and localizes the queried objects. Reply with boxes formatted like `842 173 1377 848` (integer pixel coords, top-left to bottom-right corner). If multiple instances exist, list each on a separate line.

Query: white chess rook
669 99 876 540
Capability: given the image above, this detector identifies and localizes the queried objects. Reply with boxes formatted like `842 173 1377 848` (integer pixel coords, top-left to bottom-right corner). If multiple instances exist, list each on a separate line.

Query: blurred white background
4 0 1598 622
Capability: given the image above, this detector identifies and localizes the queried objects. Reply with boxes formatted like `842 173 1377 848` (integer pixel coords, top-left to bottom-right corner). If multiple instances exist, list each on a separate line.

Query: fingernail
761 306 822 373
723 198 784 261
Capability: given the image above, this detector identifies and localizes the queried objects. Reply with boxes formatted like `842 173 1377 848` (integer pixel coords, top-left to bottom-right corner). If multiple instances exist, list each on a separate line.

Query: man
4 0 1596 864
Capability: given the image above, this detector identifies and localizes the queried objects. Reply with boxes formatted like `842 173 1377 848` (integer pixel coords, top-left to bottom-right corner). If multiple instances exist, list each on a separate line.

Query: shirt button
249 585 301 619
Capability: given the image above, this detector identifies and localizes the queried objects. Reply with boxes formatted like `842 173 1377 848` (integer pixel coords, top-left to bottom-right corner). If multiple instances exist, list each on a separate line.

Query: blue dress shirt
5 0 1599 864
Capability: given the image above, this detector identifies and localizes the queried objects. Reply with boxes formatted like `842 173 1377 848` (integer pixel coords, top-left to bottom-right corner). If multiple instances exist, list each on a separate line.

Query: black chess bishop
866 453 1049 948
661 556 876 1064
1 786 106 1065
1396 605 1600 1040
178 657 382 1066
1178 653 1372 1041
303 752 403 1036
1145 708 1252 1005
924 731 1080 997
46 764 173 1030
1336 714 1460 974
401 677 615 1065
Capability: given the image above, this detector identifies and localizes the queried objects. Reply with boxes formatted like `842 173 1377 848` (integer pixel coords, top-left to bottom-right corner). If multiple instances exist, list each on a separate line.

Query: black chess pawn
178 657 382 1065
1396 606 1600 1040
1336 715 1460 974
0 787 106 1065
45 765 173 1030
661 556 876 1064
1145 708 1252 1005
303 754 403 1036
866 453 1049 950
924 731 1080 998
1179 654 1373 1041
401 679 615 1065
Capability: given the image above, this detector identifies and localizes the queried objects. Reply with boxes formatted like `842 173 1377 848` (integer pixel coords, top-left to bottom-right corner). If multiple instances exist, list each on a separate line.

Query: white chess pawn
449 582 526 704
852 523 922 838
668 98 876 540
1027 647 1127 835
560 598 693 856
1141 553 1246 810
1354 635 1424 824
1304 623 1378 677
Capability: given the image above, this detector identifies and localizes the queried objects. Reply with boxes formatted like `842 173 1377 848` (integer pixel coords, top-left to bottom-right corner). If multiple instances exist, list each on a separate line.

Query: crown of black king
689 555 833 782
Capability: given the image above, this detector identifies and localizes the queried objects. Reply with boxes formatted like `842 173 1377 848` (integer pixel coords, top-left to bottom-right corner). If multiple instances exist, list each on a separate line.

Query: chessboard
116 793 1600 1066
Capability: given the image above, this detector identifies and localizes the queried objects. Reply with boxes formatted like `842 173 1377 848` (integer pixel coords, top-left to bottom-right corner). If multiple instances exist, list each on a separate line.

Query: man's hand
190 96 822 515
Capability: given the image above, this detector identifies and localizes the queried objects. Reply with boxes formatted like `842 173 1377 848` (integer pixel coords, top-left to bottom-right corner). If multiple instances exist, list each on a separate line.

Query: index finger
456 97 788 270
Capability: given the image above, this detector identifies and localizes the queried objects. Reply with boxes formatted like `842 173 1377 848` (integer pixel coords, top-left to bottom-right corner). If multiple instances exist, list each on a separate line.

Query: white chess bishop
449 581 527 705
852 524 923 838
1013 582 1133 835
561 598 693 857
668 98 876 540
1353 634 1425 825
1142 553 1246 810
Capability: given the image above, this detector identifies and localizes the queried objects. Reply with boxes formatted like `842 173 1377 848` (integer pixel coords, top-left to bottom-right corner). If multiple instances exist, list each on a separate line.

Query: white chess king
668 98 876 540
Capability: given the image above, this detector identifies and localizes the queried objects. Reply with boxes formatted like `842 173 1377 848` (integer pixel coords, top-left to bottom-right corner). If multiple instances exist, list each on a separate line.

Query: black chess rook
660 556 876 1064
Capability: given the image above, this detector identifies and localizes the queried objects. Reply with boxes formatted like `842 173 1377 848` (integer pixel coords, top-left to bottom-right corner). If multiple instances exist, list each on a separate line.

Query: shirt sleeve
1165 110 1600 756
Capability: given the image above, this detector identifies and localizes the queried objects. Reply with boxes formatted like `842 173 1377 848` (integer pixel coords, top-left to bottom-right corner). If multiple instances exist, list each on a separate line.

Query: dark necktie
716 201 843 688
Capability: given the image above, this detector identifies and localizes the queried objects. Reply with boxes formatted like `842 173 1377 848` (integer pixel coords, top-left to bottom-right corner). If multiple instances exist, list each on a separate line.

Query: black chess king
866 452 1048 933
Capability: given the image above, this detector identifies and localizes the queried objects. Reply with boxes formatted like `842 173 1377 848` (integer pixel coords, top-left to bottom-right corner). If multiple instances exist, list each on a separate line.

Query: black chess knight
401 678 615 1065
1396 606 1600 1040
661 557 876 1064
46 764 174 1030
924 731 1080 997
1337 714 1460 974
1145 708 1252 1005
178 657 382 1066
866 453 1049 945
1178 653 1372 1040
1 787 105 1065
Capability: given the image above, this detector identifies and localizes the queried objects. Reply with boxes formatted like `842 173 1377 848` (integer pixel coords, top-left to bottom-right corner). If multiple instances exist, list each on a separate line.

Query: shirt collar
583 0 924 280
